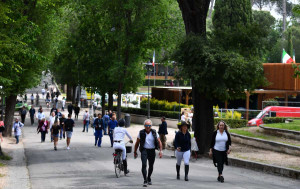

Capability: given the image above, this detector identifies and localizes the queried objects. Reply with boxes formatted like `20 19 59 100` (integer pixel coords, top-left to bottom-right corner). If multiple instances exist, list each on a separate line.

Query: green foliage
293 5 300 16
287 30 293 58
0 153 12 160
142 79 189 86
173 35 265 101
265 119 300 131
140 98 191 112
263 98 279 108
263 117 286 124
214 118 247 128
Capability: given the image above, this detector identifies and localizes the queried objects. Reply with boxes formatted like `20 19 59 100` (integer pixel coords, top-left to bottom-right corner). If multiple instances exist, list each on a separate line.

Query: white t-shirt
113 127 132 141
137 130 159 149
181 115 186 121
49 116 55 129
62 99 66 106
214 130 228 151
83 112 89 121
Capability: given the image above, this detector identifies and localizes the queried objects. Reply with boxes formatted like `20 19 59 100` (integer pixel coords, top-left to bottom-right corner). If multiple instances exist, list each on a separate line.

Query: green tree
287 30 293 57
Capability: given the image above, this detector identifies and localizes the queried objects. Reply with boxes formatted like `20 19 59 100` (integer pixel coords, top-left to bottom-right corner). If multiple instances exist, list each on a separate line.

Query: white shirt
13 121 24 136
49 116 55 129
181 115 186 121
113 127 132 141
214 130 228 151
137 130 159 149
62 99 66 106
83 112 89 121
36 112 45 120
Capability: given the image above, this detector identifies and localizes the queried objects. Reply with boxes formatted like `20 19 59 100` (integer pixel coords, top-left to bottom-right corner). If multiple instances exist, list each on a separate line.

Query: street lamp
146 62 153 119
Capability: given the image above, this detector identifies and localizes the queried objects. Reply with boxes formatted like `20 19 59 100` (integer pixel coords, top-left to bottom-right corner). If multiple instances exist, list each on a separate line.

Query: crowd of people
0 90 232 187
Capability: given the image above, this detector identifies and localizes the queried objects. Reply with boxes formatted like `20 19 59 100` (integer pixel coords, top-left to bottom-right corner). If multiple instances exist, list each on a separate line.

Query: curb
259 125 300 140
231 133 300 156
228 157 300 179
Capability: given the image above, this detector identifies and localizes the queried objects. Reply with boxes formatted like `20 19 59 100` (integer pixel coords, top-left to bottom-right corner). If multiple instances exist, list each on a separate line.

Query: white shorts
113 142 126 160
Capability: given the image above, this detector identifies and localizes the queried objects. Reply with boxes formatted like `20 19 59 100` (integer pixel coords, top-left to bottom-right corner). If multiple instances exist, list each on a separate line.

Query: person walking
174 121 191 181
29 105 36 125
74 104 80 120
36 93 40 106
49 112 56 142
13 118 24 144
103 113 110 135
134 119 163 187
37 118 49 143
24 94 27 103
63 114 75 150
51 119 61 150
108 114 118 147
0 118 5 142
61 97 66 111
158 116 168 150
41 88 46 99
209 121 232 183
67 104 73 117
82 110 89 132
93 114 104 147
59 114 66 140
36 108 45 125
31 93 34 104
50 104 57 115
113 118 133 175
20 106 27 124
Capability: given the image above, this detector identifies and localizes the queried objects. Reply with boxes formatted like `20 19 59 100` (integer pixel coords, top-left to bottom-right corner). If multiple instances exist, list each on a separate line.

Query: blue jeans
59 127 63 139
41 131 46 142
15 136 19 144
109 132 114 147
83 120 89 132
103 122 108 135
94 130 102 147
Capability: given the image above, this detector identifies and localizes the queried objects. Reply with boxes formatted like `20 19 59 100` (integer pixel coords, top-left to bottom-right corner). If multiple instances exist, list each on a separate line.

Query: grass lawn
264 120 300 131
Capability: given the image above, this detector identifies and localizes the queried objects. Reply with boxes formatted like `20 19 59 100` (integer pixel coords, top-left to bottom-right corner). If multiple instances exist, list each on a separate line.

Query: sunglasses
144 125 151 127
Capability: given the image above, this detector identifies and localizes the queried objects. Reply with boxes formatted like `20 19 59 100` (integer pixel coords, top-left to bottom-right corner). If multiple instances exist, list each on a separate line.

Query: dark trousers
141 149 156 181
21 115 26 124
30 116 34 125
213 149 226 175
94 130 102 147
41 131 46 142
75 113 79 119
109 133 113 147
15 136 19 144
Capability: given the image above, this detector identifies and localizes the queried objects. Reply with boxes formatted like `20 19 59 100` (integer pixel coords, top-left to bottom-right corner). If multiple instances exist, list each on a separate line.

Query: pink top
0 121 4 127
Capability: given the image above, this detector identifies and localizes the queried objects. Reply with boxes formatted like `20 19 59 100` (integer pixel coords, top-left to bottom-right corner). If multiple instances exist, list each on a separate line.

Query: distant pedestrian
46 91 50 100
181 112 186 122
13 118 24 144
82 110 89 132
61 97 66 111
59 114 66 140
158 116 168 150
36 93 40 106
37 118 49 143
55 97 58 108
0 118 5 142
56 109 62 119
36 109 45 125
51 92 55 101
29 105 36 125
174 121 191 181
41 88 46 99
31 93 34 104
74 104 80 120
108 110 113 119
63 114 75 150
209 121 232 183
93 114 103 147
108 115 118 147
67 104 73 117
93 101 97 111
51 119 61 150
20 106 27 124
49 112 56 142
50 105 57 115
134 119 163 187
103 113 110 135
24 94 27 102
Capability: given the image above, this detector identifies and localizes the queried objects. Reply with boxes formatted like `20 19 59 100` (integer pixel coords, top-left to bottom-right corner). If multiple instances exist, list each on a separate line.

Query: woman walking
0 118 5 142
13 118 24 144
209 121 231 183
174 121 191 181
37 118 49 142
51 119 61 150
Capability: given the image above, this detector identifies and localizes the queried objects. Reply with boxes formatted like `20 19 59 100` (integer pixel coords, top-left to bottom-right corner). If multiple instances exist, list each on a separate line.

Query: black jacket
210 130 231 166
174 131 191 152
158 121 168 135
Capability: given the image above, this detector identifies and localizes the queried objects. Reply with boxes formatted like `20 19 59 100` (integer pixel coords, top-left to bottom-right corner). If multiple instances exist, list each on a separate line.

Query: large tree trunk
3 95 17 137
177 0 212 154
108 91 114 112
72 85 76 104
101 92 106 116
67 84 72 101
117 84 123 120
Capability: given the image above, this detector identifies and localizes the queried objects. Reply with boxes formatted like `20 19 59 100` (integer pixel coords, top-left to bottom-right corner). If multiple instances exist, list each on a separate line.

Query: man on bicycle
113 118 133 175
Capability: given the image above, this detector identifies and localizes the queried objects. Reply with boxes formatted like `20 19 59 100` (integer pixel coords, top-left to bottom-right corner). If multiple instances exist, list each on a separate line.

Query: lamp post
146 62 152 119
178 89 181 121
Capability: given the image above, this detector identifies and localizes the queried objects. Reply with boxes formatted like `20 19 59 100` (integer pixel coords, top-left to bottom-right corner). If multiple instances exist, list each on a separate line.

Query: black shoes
176 164 180 180
218 176 224 183
54 146 57 151
147 178 152 185
184 165 189 181
143 181 147 187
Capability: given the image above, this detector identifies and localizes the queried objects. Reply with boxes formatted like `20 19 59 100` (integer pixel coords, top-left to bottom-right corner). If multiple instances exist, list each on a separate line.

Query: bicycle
113 141 132 178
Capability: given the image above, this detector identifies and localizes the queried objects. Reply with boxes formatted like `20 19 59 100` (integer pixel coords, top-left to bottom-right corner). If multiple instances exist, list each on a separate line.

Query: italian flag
282 49 294 64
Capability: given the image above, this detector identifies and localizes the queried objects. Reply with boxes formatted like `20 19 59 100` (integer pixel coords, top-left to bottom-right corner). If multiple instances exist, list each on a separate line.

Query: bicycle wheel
115 156 121 178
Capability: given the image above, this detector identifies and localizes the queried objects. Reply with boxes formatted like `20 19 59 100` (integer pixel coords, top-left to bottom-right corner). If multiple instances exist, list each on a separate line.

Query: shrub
224 110 241 119
263 117 286 124
141 98 191 112
214 118 247 128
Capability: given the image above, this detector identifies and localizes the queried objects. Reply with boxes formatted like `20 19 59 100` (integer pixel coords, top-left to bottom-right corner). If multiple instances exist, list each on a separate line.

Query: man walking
93 114 103 147
49 112 56 142
50 104 57 115
103 113 110 135
134 119 163 187
36 93 40 106
29 105 36 125
59 114 66 140
82 110 89 132
67 103 73 117
31 93 34 104
20 106 27 124
36 109 45 125
158 116 168 150
108 115 118 147
61 97 66 111
63 114 75 150
74 104 80 120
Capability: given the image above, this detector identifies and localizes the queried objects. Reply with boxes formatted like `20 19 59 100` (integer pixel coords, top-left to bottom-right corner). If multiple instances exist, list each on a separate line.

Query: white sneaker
67 146 70 150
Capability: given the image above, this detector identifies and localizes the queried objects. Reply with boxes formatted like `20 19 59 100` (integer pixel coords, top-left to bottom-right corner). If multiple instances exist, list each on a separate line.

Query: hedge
214 118 247 129
140 98 191 112
143 79 190 86
263 117 286 124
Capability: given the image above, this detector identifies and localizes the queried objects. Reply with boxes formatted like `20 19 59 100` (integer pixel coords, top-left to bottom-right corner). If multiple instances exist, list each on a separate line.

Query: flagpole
154 63 156 86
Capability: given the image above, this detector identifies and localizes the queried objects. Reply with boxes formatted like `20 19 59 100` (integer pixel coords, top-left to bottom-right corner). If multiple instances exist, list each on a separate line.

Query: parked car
248 106 300 126
15 102 31 111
